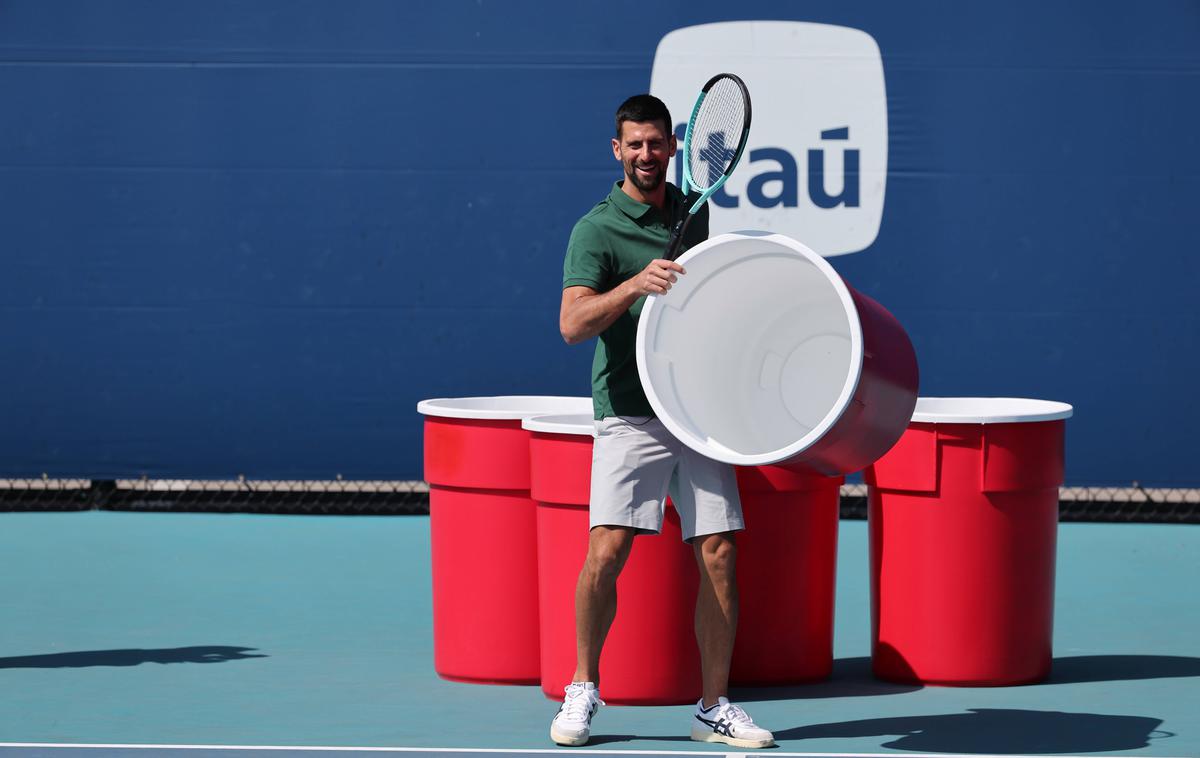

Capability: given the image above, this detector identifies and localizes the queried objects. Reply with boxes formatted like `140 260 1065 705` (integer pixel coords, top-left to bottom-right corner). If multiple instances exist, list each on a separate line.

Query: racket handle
664 214 694 262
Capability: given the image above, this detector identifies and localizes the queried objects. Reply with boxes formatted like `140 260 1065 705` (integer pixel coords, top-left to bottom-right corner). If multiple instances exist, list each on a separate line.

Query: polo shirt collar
609 181 658 221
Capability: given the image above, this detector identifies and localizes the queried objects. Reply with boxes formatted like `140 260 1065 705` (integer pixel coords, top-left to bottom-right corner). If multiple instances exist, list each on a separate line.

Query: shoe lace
719 703 754 725
562 685 601 719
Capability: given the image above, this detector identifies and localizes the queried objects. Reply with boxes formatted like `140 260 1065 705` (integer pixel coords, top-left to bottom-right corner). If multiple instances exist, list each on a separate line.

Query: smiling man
551 94 774 750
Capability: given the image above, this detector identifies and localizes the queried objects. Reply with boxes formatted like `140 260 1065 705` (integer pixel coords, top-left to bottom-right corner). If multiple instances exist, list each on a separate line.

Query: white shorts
589 416 744 541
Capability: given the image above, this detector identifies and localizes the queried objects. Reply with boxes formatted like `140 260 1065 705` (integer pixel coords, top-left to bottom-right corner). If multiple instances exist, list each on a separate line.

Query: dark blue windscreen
1 1 1196 485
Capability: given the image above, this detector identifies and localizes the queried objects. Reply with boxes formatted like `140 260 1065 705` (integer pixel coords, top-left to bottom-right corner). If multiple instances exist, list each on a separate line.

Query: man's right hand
560 260 687 345
626 259 686 297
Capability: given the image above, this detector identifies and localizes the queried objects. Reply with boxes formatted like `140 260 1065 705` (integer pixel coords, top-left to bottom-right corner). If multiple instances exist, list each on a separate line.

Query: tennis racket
664 73 752 262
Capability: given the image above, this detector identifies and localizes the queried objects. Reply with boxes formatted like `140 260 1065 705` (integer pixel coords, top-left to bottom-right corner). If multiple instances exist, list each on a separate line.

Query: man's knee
582 526 636 585
695 532 737 578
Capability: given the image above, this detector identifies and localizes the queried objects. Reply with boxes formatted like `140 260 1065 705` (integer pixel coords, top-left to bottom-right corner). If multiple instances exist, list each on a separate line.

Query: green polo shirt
563 181 710 420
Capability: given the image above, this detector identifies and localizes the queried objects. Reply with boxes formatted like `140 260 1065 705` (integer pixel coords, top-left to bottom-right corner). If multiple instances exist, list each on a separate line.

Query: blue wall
2 1 1197 485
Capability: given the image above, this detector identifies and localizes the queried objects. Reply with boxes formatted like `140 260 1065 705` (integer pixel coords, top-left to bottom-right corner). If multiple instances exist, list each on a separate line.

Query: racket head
681 73 753 196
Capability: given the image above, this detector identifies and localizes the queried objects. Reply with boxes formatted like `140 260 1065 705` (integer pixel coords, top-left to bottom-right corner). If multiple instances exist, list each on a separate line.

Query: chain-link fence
2 478 1197 522
835 483 1200 523
0 478 95 511
0 478 428 515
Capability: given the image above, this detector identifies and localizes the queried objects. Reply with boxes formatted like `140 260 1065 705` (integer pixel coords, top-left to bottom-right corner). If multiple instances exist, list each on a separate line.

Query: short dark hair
615 94 673 139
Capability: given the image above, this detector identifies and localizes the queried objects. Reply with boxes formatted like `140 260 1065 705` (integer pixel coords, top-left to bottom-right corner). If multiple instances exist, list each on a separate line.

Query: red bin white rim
416 396 592 420
912 397 1073 424
521 413 596 437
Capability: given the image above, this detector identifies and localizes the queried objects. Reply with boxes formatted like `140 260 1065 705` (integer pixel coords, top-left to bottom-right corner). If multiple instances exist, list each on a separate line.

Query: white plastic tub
636 231 918 475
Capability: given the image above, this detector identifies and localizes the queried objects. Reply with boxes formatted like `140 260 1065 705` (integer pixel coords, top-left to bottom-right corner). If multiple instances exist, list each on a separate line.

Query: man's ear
668 133 677 158
612 137 622 161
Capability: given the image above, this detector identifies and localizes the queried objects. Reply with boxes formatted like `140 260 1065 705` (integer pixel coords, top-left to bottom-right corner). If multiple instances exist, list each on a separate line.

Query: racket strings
687 77 748 191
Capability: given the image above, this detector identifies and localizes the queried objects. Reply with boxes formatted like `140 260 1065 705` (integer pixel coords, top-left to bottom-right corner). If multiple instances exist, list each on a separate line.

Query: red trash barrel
524 413 701 705
865 397 1073 685
417 396 592 684
731 465 842 685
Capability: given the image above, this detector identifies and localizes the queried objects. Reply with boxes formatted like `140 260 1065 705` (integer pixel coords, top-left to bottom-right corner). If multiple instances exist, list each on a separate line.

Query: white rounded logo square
651 21 888 257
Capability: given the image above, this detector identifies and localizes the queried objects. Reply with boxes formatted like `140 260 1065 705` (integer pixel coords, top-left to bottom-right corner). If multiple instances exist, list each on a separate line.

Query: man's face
612 120 676 194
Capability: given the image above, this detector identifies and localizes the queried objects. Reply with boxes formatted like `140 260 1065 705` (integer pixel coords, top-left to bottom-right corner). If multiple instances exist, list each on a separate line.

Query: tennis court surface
1 511 1196 758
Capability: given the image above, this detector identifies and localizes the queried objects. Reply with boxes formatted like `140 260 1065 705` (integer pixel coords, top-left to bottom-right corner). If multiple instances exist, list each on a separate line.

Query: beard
625 157 667 193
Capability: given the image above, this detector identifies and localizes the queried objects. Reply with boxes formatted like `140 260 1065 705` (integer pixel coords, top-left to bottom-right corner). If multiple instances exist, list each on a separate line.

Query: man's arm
559 259 686 345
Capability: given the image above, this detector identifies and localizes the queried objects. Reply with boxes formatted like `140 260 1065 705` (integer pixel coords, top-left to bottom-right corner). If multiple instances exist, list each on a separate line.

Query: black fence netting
836 485 1200 524
0 479 95 512
0 479 427 515
0 480 1197 523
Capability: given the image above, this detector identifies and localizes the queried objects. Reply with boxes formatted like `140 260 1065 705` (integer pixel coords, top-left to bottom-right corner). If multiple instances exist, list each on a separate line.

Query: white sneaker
691 697 775 749
550 681 604 746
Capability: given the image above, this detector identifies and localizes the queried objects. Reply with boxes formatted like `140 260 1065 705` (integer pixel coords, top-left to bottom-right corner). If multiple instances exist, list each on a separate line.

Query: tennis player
551 94 774 749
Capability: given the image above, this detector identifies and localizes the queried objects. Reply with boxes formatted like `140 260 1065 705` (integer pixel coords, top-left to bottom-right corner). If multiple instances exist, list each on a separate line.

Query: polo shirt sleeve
563 218 608 290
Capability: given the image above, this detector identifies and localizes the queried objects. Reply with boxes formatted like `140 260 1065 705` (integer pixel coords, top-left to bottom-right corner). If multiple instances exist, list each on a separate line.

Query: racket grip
664 216 692 261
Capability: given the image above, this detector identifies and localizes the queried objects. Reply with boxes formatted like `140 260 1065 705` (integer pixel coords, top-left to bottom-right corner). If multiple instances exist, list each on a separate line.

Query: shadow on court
775 708 1174 754
1048 654 1200 683
0 646 267 668
732 654 1200 703
732 656 921 701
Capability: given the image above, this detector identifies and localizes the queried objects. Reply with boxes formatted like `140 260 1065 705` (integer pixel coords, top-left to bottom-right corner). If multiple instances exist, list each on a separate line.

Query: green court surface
0 511 1196 758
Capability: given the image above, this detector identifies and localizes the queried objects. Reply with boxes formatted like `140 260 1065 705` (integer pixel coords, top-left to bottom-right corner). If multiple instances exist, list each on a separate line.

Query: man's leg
688 529 773 748
552 415 672 747
675 447 772 749
572 524 638 685
551 525 637 747
692 531 738 707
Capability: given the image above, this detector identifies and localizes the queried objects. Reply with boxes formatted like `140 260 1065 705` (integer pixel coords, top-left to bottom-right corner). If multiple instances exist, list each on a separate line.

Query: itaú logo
651 21 888 257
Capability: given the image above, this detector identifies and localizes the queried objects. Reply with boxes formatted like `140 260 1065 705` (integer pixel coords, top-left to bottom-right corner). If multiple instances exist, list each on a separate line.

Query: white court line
0 746 1189 758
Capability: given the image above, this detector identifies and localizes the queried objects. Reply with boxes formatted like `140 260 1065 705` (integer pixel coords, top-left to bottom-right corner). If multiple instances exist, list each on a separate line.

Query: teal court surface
0 511 1196 758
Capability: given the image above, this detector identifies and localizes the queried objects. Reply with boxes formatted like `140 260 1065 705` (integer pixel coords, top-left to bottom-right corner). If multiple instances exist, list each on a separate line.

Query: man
551 94 774 749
